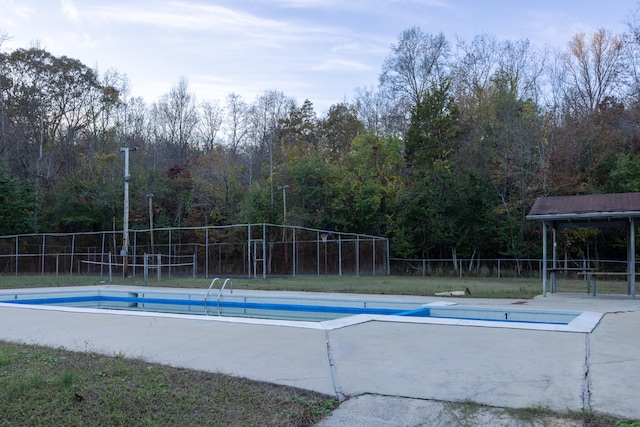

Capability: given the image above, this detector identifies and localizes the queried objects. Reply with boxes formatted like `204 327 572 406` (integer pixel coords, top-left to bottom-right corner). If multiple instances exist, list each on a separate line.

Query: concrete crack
324 329 345 401
582 333 591 411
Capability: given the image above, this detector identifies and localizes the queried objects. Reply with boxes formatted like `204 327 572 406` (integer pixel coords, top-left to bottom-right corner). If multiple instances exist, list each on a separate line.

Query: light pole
146 193 154 255
277 185 289 225
120 147 136 276
277 185 290 274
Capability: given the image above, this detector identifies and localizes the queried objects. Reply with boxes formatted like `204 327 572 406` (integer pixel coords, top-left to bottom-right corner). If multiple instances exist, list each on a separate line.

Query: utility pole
147 193 154 255
278 185 289 225
120 147 136 277
277 185 290 274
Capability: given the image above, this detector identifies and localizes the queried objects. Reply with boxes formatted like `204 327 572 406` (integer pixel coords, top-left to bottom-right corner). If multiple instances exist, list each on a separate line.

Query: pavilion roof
527 192 640 226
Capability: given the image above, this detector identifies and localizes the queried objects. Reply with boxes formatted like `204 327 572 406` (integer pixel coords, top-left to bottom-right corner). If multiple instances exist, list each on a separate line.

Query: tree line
3 9 640 264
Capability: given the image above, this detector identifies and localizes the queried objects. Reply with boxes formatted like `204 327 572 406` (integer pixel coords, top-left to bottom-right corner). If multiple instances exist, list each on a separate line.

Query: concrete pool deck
0 287 638 425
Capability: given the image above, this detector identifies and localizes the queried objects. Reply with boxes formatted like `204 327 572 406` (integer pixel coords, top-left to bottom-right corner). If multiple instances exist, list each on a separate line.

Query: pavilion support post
627 222 631 295
631 218 636 299
542 221 548 297
552 225 558 293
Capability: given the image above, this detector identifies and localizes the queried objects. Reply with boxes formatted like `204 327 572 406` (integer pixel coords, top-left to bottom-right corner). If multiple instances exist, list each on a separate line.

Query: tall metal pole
120 147 136 277
542 221 547 297
278 185 289 274
630 218 636 298
147 193 154 255
278 185 289 225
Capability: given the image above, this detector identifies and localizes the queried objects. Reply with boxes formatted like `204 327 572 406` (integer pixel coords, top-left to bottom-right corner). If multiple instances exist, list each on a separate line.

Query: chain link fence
3 225 633 282
390 258 543 278
390 257 633 279
0 224 390 279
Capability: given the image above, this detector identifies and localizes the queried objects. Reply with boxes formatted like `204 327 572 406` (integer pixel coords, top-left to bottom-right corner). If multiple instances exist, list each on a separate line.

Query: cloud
60 0 79 21
0 0 34 28
269 0 451 11
71 0 350 55
266 0 367 8
85 2 297 38
311 58 372 71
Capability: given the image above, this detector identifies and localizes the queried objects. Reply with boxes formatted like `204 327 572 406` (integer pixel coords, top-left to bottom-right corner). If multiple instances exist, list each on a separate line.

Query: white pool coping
0 285 603 333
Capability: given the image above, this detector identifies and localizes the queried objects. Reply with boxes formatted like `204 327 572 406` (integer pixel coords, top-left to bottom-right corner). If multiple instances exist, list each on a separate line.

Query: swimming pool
0 286 589 327
0 288 429 321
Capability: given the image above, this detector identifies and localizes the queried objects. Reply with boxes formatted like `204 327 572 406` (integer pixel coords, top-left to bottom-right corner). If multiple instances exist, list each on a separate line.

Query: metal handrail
203 277 220 315
203 277 233 316
216 278 233 316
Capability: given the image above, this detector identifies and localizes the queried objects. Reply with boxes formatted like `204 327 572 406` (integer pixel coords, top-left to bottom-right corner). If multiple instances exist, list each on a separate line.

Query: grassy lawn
0 340 336 427
1 274 637 426
0 272 632 298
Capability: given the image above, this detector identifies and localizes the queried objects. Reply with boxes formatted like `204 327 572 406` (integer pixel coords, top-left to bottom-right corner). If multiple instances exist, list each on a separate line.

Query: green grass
0 273 633 299
0 341 337 427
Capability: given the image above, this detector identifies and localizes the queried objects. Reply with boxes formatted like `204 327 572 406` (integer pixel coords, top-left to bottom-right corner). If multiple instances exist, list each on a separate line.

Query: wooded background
3 15 640 264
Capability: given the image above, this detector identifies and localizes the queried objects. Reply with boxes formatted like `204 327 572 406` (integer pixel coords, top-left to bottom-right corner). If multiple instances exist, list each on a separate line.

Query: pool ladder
204 277 233 316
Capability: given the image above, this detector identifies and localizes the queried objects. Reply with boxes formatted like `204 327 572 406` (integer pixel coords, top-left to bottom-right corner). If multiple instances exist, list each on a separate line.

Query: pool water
0 287 582 325
0 292 426 321
396 305 578 325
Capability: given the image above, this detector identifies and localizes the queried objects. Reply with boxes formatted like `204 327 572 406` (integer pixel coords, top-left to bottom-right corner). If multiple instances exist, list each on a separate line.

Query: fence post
293 227 297 278
338 233 343 276
143 253 148 282
205 228 209 279
247 224 252 279
386 238 390 275
317 231 320 276
372 237 376 275
100 232 106 277
498 259 501 279
41 235 45 275
108 252 113 283
15 236 18 276
133 230 137 278
193 252 197 278
355 235 360 276
70 234 75 275
538 259 542 279
157 253 162 281
262 224 267 279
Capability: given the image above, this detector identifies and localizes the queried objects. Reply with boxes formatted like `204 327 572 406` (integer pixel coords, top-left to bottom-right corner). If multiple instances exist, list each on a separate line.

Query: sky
1 0 639 112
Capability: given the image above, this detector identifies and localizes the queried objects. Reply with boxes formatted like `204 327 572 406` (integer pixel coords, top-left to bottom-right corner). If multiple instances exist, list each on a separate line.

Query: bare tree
198 99 223 152
625 7 640 102
246 90 295 202
151 76 199 163
352 85 405 137
561 29 625 115
380 27 450 111
2 48 103 181
452 33 500 110
452 35 545 119
91 68 128 137
224 92 248 155
0 31 9 151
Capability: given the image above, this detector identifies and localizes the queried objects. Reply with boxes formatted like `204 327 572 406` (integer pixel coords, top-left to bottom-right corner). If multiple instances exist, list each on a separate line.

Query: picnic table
548 267 633 296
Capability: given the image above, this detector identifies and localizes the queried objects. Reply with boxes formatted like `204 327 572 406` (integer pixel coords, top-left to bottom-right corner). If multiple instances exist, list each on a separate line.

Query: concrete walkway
0 288 638 425
321 293 640 426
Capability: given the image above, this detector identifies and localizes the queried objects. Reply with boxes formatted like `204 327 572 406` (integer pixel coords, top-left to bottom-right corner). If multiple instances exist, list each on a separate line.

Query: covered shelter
526 192 640 298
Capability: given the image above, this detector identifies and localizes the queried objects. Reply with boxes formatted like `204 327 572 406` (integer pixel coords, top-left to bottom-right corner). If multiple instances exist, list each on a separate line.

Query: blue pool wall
0 287 583 325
